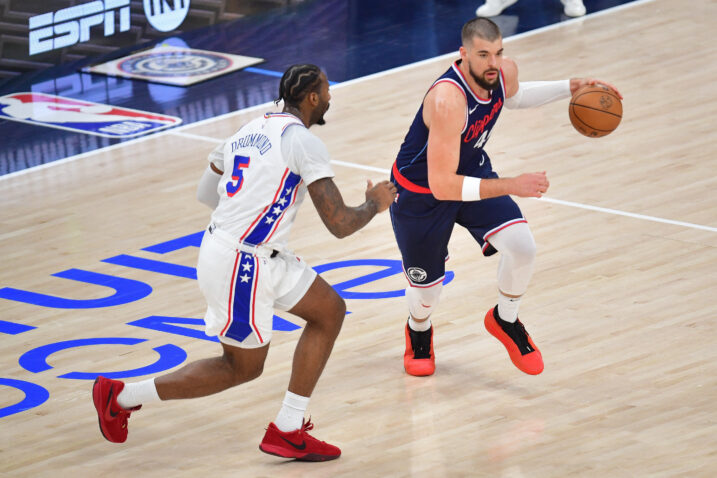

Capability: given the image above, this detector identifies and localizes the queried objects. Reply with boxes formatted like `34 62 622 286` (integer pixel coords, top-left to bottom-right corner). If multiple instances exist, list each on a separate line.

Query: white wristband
461 176 482 201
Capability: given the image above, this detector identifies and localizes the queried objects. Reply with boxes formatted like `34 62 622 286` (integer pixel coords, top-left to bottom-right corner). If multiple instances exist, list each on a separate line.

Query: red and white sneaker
404 322 435 376
92 376 141 443
485 306 543 375
259 419 341 461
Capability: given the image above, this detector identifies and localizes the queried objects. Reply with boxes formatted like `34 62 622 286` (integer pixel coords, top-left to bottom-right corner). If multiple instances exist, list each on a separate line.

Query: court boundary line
0 0 656 182
326 160 717 233
133 128 717 233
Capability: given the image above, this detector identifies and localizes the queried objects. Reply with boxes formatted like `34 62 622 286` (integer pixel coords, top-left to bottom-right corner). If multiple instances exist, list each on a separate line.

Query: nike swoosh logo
280 436 307 450
469 105 479 114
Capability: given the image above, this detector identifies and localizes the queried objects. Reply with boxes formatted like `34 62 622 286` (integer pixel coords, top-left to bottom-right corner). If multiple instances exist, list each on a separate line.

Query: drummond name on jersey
231 133 272 155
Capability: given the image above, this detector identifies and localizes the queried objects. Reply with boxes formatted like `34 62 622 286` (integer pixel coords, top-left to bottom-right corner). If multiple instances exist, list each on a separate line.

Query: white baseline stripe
325 161 716 233
126 130 717 233
535 197 717 233
174 131 223 144
329 159 390 174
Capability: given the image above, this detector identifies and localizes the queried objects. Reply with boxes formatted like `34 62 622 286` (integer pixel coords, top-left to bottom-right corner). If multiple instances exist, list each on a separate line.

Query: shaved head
461 17 502 46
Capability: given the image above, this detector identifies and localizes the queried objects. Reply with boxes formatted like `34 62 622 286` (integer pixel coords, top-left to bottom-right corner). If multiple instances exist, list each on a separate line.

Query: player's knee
330 295 346 332
406 284 442 319
240 361 264 382
512 233 536 265
336 294 347 318
223 349 265 383
315 291 345 336
493 223 536 265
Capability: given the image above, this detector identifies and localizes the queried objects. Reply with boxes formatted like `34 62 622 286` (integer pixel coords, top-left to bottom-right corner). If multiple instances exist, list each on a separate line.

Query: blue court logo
119 51 230 77
143 0 190 32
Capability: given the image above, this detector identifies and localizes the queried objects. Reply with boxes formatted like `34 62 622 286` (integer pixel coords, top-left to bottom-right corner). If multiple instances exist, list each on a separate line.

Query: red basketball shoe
259 419 341 461
485 306 543 375
404 322 435 376
92 376 141 443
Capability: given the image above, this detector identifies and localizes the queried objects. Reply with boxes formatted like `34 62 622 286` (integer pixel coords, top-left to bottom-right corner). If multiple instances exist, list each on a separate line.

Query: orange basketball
569 84 622 137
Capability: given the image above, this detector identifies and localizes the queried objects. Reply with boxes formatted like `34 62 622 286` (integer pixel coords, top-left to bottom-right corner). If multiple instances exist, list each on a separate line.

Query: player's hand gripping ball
569 84 622 137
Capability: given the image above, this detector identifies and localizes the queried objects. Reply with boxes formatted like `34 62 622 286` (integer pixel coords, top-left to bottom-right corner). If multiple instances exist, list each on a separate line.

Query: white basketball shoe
475 0 519 17
561 0 586 17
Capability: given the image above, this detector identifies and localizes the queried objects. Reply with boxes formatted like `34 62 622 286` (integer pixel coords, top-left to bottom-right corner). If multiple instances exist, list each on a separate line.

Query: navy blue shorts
389 183 526 287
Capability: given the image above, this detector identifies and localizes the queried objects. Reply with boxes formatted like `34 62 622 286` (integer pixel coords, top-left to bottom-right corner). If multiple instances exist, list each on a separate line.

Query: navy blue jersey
392 60 505 193
389 60 524 281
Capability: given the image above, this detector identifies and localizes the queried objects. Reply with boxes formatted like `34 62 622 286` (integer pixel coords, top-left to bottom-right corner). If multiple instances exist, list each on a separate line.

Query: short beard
315 103 329 126
470 67 499 91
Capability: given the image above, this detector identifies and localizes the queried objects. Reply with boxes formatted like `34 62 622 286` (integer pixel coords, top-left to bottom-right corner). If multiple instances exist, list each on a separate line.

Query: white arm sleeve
197 143 225 209
197 165 222 209
207 142 225 171
282 125 335 185
504 80 572 109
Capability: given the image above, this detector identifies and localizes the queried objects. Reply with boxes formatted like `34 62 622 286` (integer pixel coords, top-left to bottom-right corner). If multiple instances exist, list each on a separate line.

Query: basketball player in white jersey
92 64 396 461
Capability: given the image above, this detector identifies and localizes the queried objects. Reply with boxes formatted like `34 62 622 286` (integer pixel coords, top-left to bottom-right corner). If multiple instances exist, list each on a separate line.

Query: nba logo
0 93 182 138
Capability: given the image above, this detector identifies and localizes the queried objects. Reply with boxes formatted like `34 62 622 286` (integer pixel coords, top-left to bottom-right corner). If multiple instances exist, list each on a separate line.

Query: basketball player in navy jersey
391 17 621 376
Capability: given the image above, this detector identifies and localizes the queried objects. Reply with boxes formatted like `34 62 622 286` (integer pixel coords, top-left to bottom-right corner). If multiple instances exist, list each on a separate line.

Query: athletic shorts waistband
207 223 280 258
392 162 432 194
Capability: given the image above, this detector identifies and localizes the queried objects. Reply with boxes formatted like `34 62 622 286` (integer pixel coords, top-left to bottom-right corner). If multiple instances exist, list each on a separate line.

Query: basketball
569 84 622 137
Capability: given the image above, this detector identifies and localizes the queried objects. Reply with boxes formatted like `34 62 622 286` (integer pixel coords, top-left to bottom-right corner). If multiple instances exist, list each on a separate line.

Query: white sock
497 293 521 323
274 391 309 432
408 316 432 332
117 378 160 410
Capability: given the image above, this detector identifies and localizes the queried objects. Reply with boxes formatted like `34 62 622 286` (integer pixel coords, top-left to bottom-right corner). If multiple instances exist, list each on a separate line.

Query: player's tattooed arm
308 177 396 238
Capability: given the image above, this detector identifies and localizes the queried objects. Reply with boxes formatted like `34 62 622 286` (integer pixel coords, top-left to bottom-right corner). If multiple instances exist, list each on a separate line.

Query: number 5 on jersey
226 155 250 197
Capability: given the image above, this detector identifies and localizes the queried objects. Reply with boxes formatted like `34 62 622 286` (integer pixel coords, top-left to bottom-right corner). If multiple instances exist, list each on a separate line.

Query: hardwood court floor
1 0 716 476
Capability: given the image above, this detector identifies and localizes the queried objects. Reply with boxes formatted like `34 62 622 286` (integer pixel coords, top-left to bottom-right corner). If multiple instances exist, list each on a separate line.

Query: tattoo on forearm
308 178 376 238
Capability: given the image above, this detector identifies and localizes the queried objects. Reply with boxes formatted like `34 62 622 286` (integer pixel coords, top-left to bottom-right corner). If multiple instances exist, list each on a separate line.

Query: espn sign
28 0 191 56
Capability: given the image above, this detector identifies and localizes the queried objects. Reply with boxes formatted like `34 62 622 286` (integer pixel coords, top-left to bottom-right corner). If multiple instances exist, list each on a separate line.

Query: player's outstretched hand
365 180 397 213
570 78 623 99
513 172 550 198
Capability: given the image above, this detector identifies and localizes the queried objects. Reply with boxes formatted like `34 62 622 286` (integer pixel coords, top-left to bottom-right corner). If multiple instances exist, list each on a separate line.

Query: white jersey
208 112 334 247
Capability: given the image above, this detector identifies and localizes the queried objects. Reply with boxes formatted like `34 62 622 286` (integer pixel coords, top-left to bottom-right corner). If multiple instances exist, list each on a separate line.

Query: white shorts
196 226 316 348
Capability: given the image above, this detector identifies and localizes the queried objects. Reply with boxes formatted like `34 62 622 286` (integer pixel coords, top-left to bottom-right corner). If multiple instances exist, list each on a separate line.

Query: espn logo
29 0 130 55
28 1 192 55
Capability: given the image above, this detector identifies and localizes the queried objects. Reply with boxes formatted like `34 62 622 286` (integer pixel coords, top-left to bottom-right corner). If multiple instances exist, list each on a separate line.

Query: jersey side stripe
249 257 263 343
221 251 242 335
240 168 290 243
242 170 301 245
225 252 258 342
265 179 303 243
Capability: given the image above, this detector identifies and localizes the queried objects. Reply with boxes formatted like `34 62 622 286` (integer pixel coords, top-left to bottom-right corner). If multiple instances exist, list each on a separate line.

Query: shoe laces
506 320 534 355
409 327 432 359
301 418 314 433
299 417 330 445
